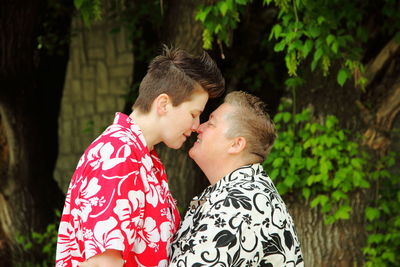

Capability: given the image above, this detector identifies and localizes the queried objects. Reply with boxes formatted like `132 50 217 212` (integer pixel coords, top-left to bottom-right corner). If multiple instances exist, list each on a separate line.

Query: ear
228 136 247 155
154 93 170 115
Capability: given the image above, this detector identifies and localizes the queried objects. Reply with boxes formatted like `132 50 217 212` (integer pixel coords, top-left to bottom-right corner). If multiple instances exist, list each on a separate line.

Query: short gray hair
224 91 277 162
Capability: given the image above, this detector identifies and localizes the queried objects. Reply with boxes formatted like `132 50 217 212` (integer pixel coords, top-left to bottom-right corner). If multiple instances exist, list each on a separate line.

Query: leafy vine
196 0 400 87
263 100 400 265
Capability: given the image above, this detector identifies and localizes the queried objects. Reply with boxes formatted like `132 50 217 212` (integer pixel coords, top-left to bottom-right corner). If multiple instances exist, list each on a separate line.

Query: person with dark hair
169 91 304 267
55 46 225 267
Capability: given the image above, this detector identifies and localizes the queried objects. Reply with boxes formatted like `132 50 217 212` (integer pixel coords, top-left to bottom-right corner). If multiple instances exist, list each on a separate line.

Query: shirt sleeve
169 191 263 267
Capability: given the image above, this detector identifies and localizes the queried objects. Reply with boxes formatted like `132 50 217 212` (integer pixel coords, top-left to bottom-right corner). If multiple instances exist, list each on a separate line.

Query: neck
129 110 161 150
202 156 250 185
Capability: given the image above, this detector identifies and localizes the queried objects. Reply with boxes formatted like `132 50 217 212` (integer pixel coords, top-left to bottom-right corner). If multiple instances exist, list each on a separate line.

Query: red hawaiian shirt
56 112 180 267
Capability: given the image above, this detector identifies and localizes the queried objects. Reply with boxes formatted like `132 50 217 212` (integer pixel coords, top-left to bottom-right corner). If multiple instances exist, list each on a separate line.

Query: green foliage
197 0 400 86
74 0 102 25
263 100 370 224
263 101 400 265
195 0 251 49
363 152 400 266
15 211 60 267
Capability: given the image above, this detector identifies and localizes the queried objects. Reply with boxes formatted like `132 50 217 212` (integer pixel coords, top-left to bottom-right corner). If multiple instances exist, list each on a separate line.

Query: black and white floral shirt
169 164 304 267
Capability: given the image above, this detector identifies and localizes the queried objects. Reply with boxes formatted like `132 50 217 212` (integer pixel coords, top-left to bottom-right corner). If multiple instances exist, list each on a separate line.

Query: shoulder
210 165 293 223
83 124 145 161
215 166 278 201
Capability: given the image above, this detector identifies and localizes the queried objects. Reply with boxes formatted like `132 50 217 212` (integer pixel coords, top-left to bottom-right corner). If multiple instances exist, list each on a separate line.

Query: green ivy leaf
269 169 279 179
272 157 284 168
215 24 223 34
334 204 351 220
284 175 297 187
306 174 316 186
285 76 305 89
302 39 313 58
332 190 347 201
202 29 213 49
337 68 349 86
283 112 291 122
319 159 332 174
326 34 335 46
306 158 316 170
270 24 282 40
308 26 321 38
310 194 329 208
310 123 318 133
311 48 323 71
317 16 325 24
274 113 283 122
351 158 362 169
218 2 229 16
196 6 212 23
365 207 380 222
325 115 337 129
274 40 286 52
24 242 33 250
331 41 339 54
368 234 384 244
235 0 248 5
302 187 311 200
382 251 396 262
74 0 84 9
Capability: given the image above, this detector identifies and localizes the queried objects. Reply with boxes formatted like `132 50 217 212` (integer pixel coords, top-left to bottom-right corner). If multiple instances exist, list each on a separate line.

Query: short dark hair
224 91 277 162
133 46 225 113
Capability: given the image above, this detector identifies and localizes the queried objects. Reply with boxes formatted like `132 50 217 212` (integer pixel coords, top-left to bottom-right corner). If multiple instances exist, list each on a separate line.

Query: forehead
211 103 233 120
187 88 208 104
179 89 208 110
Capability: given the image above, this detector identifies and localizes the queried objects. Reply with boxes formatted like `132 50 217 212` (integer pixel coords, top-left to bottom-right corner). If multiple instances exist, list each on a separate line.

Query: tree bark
359 38 400 151
161 0 205 55
0 0 72 264
288 191 368 267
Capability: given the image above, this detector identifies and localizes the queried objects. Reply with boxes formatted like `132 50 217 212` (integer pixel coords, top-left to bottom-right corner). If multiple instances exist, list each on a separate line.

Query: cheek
179 115 194 130
188 147 195 158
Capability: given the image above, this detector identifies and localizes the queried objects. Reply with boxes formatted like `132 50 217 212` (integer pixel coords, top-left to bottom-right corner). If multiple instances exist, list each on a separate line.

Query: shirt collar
191 163 263 207
215 163 263 188
113 112 167 182
113 112 149 152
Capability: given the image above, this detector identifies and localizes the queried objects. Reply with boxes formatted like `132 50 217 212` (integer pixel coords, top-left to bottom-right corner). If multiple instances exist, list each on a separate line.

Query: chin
188 147 198 160
166 140 184 150
168 143 182 150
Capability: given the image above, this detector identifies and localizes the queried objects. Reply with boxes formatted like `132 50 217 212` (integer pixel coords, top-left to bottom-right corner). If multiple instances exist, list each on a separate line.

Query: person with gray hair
169 91 304 266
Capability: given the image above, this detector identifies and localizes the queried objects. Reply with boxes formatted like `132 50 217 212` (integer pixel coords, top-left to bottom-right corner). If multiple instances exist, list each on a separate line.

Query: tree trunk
290 67 368 267
288 192 368 267
162 0 205 55
0 0 71 264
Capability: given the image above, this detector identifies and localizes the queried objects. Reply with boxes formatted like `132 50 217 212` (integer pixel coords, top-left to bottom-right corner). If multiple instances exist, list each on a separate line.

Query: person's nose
191 117 201 132
194 122 206 134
